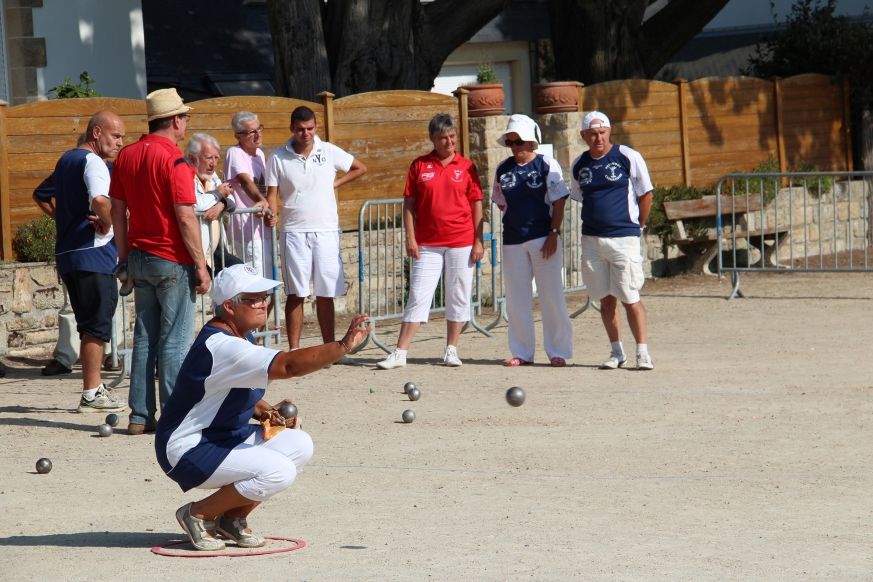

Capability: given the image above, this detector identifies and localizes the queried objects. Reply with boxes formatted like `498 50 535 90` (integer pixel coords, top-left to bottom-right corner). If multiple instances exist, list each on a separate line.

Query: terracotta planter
533 81 583 114
464 83 505 117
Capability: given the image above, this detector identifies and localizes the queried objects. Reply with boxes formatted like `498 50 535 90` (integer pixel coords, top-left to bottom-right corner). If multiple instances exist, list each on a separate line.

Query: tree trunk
549 0 730 84
269 0 508 98
267 0 331 100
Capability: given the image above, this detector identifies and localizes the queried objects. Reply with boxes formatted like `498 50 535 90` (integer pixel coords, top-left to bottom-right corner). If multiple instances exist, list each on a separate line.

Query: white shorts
197 428 314 502
580 234 645 304
280 231 345 297
402 245 474 323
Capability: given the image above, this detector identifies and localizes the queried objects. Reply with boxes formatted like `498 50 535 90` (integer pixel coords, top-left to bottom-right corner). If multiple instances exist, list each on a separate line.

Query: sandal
216 515 266 548
503 357 533 367
549 357 567 367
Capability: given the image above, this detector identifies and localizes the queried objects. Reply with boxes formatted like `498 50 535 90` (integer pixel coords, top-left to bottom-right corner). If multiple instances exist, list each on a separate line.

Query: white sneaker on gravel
377 350 407 370
443 345 462 367
77 385 126 413
636 353 654 370
599 354 627 370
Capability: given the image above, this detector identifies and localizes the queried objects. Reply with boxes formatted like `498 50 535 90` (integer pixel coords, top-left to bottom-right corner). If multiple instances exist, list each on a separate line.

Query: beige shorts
580 234 645 304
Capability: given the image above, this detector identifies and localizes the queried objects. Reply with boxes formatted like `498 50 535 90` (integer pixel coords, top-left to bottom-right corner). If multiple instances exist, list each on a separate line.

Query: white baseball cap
211 264 280 306
497 114 542 147
582 111 611 130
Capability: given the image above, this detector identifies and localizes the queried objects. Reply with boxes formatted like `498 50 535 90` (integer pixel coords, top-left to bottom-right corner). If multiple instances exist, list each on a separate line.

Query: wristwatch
550 227 560 235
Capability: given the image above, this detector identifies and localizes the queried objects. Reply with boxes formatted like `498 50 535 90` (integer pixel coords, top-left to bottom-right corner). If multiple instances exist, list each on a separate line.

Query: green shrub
48 71 100 99
13 216 56 262
476 63 498 84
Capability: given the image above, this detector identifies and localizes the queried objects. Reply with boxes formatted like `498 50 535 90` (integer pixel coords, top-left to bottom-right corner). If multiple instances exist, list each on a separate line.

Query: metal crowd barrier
484 197 598 330
716 171 873 299
107 206 281 386
355 198 492 354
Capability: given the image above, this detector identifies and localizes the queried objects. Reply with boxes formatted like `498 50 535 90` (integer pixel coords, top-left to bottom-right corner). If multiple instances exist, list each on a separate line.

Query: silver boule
407 387 421 401
401 409 415 423
278 402 298 419
35 458 52 474
403 382 416 394
505 386 526 407
97 423 113 437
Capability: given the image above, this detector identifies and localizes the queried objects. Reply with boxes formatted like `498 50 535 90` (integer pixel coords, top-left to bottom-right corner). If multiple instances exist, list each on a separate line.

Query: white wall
32 0 145 99
705 0 870 30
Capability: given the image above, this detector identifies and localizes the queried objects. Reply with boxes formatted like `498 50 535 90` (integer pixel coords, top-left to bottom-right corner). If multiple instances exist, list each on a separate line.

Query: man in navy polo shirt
570 111 655 370
33 111 128 411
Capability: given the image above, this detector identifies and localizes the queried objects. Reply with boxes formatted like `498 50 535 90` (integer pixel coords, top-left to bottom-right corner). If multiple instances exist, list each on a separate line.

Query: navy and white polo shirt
33 148 116 275
492 153 569 245
155 325 281 491
569 144 653 238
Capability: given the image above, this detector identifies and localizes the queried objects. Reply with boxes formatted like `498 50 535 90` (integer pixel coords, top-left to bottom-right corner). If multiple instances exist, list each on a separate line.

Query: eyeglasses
236 125 264 137
504 138 526 147
178 114 191 121
238 294 273 308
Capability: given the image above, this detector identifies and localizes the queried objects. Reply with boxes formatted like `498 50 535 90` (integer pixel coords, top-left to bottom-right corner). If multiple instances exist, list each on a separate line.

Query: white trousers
503 237 573 361
403 246 473 323
198 427 314 502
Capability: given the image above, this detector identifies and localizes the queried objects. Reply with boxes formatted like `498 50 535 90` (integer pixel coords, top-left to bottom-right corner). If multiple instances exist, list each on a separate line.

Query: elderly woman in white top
185 132 242 275
492 114 573 367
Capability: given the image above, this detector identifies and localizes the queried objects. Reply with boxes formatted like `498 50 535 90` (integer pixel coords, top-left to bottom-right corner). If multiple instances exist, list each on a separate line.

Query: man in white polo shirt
266 106 367 350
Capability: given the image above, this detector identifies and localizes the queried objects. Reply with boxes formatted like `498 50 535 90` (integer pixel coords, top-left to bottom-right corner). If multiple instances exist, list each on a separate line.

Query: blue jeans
127 249 196 425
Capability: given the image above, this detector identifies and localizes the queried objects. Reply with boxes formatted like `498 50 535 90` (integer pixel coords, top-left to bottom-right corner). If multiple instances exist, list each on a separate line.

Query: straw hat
146 88 192 122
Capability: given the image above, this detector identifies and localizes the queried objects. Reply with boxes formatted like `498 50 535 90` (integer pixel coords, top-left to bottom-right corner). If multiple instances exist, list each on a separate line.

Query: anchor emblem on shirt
525 170 543 189
451 169 464 182
604 162 623 182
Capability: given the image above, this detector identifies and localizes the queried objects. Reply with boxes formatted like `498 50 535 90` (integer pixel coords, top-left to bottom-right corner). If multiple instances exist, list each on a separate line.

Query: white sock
637 344 649 357
394 349 408 357
82 385 102 401
610 341 625 358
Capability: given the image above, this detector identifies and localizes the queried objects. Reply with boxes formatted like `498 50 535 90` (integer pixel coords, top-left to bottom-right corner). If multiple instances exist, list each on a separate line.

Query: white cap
497 114 542 147
211 264 280 306
582 111 611 130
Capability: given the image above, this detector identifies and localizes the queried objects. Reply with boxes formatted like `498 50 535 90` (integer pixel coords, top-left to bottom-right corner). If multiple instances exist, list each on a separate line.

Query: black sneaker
42 359 72 376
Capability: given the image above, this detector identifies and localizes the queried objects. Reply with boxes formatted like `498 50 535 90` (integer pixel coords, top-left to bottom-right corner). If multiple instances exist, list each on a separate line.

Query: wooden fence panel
331 90 459 230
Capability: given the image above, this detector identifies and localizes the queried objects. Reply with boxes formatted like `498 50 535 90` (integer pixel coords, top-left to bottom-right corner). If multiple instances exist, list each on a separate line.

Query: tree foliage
745 0 873 109
547 0 730 83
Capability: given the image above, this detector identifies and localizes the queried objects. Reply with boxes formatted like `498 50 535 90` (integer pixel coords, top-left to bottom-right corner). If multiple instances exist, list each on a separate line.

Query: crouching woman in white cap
492 114 573 367
155 263 370 551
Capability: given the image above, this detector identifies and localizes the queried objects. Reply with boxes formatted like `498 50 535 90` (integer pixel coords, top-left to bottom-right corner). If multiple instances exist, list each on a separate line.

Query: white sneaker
443 345 462 367
599 354 627 370
636 353 654 370
377 350 407 370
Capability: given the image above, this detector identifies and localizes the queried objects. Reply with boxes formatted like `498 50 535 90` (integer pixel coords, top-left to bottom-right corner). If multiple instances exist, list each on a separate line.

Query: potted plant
532 80 583 114
463 63 505 117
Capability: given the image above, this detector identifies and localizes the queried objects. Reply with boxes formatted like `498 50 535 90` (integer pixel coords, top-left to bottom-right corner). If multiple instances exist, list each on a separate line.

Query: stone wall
0 262 63 356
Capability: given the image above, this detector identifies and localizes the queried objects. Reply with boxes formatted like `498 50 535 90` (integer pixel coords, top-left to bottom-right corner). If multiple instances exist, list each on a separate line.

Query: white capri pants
503 237 573 361
580 234 645 304
403 245 474 323
280 231 345 297
197 427 314 502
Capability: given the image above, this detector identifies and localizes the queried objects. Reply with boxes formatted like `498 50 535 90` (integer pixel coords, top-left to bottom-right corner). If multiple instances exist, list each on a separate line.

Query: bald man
34 110 128 412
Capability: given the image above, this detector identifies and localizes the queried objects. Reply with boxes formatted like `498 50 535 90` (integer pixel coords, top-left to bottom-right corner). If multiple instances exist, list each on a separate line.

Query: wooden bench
663 195 790 275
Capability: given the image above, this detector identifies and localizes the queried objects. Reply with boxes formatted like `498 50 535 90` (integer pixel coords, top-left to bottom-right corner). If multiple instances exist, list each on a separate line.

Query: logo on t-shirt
420 172 435 182
311 152 327 166
451 169 464 183
499 171 518 190
576 166 593 186
525 170 543 189
605 162 623 182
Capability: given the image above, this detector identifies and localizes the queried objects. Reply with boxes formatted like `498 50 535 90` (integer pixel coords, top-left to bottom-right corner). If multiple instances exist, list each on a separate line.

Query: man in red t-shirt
110 88 210 435
377 113 484 369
